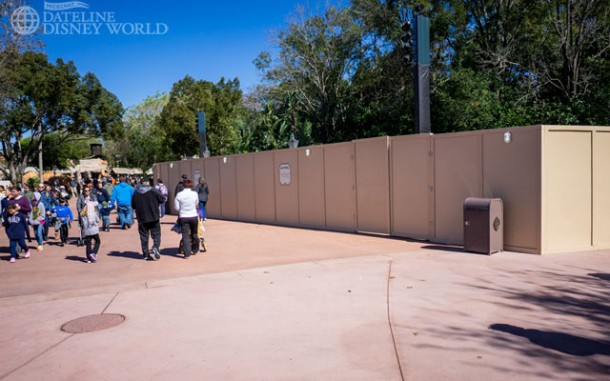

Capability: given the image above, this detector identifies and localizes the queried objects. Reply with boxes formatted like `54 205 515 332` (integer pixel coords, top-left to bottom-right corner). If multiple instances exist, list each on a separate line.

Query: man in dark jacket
132 177 165 261
174 174 187 198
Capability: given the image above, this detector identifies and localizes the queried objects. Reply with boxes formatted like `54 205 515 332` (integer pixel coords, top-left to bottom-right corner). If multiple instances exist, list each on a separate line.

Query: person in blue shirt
110 176 135 229
3 203 31 263
54 198 74 247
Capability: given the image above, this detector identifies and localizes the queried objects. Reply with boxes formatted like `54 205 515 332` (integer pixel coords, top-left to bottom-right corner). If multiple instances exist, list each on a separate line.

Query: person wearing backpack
155 179 169 218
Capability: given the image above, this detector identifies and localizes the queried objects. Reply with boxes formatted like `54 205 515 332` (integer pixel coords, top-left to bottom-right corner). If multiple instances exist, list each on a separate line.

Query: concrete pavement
0 210 609 380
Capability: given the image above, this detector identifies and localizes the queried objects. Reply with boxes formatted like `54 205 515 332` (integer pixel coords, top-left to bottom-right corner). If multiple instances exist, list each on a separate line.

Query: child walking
3 204 31 263
29 192 46 251
80 200 101 263
54 198 73 247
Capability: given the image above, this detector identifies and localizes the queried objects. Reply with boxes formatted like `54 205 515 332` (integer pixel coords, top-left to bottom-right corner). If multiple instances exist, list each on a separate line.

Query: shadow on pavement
489 323 610 357
64 255 87 263
589 273 610 281
107 251 144 260
421 245 467 254
160 247 182 258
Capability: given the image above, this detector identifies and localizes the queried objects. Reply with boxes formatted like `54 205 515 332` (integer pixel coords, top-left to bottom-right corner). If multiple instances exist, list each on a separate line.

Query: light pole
288 133 299 149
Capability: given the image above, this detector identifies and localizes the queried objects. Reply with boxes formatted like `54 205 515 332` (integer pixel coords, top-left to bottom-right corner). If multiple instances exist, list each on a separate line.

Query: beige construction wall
323 142 356 232
593 129 610 248
390 134 433 240
153 124 610 254
542 126 610 253
354 137 391 234
298 146 325 228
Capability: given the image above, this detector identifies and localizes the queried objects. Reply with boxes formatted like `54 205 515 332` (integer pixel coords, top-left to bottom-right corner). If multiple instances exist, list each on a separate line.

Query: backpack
157 184 168 201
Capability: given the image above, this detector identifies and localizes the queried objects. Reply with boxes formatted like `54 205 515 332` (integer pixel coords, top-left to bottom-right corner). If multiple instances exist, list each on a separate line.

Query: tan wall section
191 159 205 185
483 128 541 253
355 137 391 234
434 134 483 245
274 150 299 225
204 158 221 218
167 162 182 214
236 155 256 221
298 146 326 228
254 152 276 223
543 129 592 252
179 161 193 183
324 143 356 232
219 156 238 219
153 125 610 254
390 135 433 240
593 130 610 247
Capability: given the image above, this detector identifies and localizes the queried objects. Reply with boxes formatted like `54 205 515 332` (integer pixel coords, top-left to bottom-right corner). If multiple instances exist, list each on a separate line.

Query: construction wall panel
434 134 483 245
593 130 610 247
204 158 221 218
219 156 238 219
298 146 326 228
390 135 432 240
274 149 299 225
324 143 356 232
254 152 276 223
191 158 205 185
236 154 256 221
543 129 592 252
355 137 390 234
483 127 541 253
167 161 182 215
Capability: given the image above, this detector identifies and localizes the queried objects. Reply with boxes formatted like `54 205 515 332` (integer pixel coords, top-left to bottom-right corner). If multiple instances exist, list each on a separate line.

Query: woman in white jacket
173 180 199 258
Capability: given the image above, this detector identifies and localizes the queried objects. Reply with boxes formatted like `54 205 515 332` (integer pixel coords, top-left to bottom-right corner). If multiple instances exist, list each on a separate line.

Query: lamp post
288 133 299 149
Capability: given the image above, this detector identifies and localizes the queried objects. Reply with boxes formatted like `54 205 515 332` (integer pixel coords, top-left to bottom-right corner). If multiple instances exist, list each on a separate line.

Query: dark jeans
138 220 161 256
85 234 101 256
198 201 207 220
180 217 199 257
60 224 69 244
43 215 50 239
9 238 28 259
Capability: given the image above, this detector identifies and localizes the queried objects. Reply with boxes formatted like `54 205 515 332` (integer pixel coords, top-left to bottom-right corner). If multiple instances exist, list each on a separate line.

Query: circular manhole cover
61 314 126 334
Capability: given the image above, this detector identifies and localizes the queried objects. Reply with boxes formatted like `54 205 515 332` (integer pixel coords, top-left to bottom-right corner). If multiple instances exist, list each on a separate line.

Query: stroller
176 211 207 254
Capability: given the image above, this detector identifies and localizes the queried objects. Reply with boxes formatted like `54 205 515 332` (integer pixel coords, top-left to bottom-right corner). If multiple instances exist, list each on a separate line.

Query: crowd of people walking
0 173 208 264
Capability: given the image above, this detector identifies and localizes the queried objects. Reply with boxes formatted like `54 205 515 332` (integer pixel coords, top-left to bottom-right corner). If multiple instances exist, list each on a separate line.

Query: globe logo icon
10 6 40 36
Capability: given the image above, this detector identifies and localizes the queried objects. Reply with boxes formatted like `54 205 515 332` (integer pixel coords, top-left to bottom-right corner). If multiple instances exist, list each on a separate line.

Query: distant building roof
112 167 143 175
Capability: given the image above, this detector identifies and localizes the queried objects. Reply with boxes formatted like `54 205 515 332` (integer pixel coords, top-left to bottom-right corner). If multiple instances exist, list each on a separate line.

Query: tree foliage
253 0 610 143
157 76 244 157
0 51 123 183
106 93 169 170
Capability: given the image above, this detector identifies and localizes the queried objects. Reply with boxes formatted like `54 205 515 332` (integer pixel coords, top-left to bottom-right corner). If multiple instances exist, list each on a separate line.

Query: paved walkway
0 210 609 380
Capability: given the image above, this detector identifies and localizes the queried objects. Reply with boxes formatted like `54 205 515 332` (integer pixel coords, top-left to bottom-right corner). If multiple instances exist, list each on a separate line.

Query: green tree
256 5 364 144
158 76 243 157
0 51 123 183
22 133 94 169
107 93 169 170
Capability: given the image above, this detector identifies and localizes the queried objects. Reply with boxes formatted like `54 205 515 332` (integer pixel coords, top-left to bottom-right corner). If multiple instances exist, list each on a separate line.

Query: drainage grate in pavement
61 314 126 334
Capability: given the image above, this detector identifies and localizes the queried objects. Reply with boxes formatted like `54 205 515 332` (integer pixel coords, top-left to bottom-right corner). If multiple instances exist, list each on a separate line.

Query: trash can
463 198 503 254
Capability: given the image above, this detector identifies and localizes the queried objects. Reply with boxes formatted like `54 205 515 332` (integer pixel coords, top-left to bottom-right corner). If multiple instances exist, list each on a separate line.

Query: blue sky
24 0 314 109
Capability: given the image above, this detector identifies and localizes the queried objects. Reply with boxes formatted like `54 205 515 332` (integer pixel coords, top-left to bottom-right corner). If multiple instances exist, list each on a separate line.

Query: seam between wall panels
352 142 358 232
